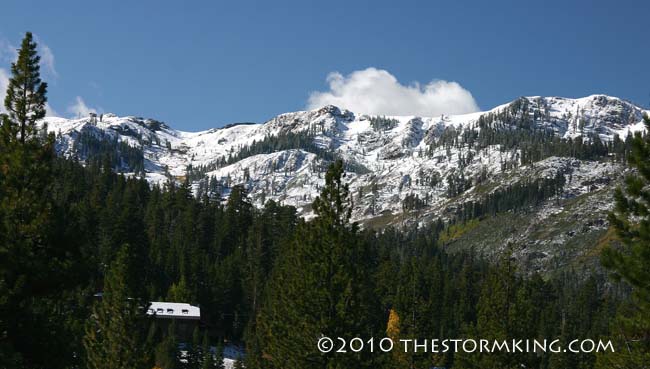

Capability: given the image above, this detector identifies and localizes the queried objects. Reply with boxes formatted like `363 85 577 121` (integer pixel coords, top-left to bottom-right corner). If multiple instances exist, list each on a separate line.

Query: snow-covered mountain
43 94 648 272
43 95 645 214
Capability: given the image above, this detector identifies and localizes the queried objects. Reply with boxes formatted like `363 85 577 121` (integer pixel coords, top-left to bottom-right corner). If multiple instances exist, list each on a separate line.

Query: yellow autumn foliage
386 308 400 340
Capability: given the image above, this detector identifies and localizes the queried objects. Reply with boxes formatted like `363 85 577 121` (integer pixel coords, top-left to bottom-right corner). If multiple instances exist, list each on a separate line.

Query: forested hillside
0 143 627 369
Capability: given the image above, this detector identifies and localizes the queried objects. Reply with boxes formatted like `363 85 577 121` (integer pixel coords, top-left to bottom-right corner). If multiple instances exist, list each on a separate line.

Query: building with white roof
147 302 201 341
147 302 201 320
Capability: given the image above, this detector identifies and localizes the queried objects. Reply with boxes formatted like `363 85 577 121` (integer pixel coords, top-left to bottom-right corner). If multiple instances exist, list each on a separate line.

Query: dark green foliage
446 170 472 197
369 116 399 132
72 128 145 174
599 114 650 367
453 172 566 222
240 160 616 369
3 32 47 145
228 131 325 164
84 244 151 369
250 160 384 368
0 32 86 369
1 137 625 369
0 123 298 368
402 193 427 212
604 115 650 304
367 223 616 369
154 321 179 369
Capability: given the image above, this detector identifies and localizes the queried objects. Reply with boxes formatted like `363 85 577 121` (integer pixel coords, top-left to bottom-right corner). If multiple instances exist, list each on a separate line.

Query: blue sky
1 0 648 130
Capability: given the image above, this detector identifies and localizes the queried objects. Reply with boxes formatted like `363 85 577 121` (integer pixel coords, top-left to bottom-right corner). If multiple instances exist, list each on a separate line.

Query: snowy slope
42 95 648 228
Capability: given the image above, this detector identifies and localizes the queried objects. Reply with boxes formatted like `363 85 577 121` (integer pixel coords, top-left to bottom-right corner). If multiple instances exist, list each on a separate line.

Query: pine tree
252 160 382 369
454 253 520 369
83 244 151 369
167 275 193 302
0 31 77 369
598 114 650 368
155 321 180 369
3 32 48 145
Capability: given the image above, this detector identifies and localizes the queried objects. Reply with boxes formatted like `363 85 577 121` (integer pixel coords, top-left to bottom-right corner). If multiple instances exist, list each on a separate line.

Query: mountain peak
42 95 648 232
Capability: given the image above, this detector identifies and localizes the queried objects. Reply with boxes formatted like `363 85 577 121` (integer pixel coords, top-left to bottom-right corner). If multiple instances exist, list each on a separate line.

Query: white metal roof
147 301 201 319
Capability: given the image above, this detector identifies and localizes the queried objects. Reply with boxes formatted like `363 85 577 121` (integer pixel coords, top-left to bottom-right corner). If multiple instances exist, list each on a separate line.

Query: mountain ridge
41 94 649 273
42 94 646 220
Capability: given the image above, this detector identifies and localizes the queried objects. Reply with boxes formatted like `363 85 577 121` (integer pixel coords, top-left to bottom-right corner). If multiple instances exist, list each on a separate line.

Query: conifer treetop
4 31 48 144
312 159 353 228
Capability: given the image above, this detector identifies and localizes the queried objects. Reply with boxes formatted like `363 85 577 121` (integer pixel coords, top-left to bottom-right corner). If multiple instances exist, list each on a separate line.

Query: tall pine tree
3 31 48 144
598 114 650 368
0 31 72 369
252 160 383 369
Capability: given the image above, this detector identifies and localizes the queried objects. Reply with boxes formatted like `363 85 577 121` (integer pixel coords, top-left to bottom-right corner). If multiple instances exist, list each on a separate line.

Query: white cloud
45 103 59 117
0 38 17 64
307 67 479 117
0 39 16 114
33 35 57 80
67 96 98 118
40 43 57 79
0 68 8 113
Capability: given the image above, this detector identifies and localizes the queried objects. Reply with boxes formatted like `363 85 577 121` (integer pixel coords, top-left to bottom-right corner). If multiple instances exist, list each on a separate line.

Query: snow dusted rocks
42 95 647 234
